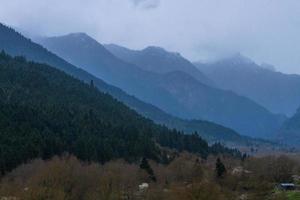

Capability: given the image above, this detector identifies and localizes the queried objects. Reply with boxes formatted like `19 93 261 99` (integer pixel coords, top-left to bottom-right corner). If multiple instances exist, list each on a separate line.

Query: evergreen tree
242 153 248 162
140 157 156 182
90 80 94 88
215 158 226 178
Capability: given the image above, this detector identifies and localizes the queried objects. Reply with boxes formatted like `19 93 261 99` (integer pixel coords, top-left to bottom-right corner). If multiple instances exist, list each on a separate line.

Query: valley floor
0 153 299 200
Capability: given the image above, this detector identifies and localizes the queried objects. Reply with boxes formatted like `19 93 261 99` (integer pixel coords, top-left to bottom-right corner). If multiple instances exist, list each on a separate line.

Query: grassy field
286 191 300 200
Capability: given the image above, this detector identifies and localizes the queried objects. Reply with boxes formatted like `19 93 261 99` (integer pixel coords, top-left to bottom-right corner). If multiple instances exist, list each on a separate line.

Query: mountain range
0 23 258 145
2 22 299 147
104 44 214 86
278 106 300 146
38 34 284 138
195 54 300 116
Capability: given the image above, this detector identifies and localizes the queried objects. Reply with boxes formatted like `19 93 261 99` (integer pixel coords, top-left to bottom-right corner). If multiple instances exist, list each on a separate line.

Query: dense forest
0 52 241 174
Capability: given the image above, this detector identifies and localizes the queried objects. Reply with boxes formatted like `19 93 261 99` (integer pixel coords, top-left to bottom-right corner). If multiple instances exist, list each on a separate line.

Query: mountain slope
38 33 285 138
38 33 188 118
278 106 300 146
195 54 300 116
105 44 213 86
157 70 285 138
0 52 243 174
0 23 253 144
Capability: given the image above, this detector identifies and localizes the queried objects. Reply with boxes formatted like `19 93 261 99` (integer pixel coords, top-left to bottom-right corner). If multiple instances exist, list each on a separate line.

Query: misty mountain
157 70 285 138
38 33 188 118
278 106 300 146
195 54 300 116
0 22 256 145
38 33 285 138
104 44 214 86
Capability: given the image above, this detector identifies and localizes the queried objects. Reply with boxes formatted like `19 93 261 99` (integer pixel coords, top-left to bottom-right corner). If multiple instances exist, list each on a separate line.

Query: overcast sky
0 0 300 74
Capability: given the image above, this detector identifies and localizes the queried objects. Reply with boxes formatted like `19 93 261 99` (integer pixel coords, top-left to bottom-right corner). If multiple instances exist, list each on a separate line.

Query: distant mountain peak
144 46 166 52
42 32 114 57
105 43 123 48
143 46 181 57
215 54 277 72
67 32 88 37
104 43 214 86
261 63 276 72
206 53 266 72
68 32 95 41
49 32 96 44
222 53 254 65
46 32 90 40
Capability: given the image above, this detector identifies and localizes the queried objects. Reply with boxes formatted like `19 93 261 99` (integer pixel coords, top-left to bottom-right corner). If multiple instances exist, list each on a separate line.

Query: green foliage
215 158 226 178
140 157 156 182
0 52 240 174
210 143 242 158
286 191 300 200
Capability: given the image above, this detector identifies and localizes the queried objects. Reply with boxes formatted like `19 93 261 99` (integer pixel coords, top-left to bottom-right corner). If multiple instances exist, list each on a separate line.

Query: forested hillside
0 52 241 174
0 22 253 145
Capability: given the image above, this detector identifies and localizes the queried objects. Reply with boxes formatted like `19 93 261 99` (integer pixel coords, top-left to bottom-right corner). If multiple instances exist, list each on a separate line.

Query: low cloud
131 0 160 9
0 0 299 74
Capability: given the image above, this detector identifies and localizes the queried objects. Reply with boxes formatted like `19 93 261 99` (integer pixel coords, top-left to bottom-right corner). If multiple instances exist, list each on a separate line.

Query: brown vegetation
0 153 299 200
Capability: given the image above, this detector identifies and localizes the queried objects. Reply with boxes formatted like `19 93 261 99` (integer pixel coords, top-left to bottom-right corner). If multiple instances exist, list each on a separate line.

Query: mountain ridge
0 22 257 145
196 55 300 116
278 106 300 146
104 43 214 86
38 32 285 138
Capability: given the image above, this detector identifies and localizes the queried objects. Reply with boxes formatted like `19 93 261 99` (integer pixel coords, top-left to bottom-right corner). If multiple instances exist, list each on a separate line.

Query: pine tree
242 153 248 162
215 158 226 178
140 157 156 182
90 80 94 88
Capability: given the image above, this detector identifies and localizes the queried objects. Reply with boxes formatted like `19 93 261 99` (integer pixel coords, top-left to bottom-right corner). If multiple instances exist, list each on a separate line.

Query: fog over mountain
196 54 300 116
278 107 300 146
38 33 286 138
104 44 214 86
1 0 300 74
0 23 254 147
2 2 300 199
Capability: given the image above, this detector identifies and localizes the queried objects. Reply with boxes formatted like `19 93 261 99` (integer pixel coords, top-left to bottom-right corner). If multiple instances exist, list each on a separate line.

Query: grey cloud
0 0 299 74
130 0 160 9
